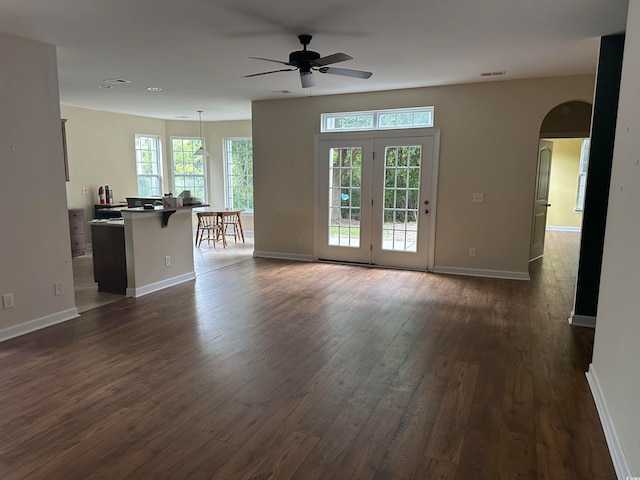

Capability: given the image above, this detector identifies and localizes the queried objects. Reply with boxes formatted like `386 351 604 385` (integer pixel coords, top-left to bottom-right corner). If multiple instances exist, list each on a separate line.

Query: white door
316 139 373 264
530 140 553 260
316 133 437 270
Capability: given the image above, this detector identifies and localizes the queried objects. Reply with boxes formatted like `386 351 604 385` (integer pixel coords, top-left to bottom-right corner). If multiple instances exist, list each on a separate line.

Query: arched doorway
530 101 592 261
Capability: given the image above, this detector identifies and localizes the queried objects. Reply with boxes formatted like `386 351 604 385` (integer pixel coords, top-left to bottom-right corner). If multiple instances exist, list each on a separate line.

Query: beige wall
123 209 194 293
252 75 596 275
61 106 253 239
61 106 166 233
592 0 640 473
0 33 76 338
546 138 584 228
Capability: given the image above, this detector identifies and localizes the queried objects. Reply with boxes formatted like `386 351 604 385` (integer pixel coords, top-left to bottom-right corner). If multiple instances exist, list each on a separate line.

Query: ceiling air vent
480 71 506 77
102 78 132 85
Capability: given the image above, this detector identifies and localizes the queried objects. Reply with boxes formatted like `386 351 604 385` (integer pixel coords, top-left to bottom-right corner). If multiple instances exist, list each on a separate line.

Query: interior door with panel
530 139 553 260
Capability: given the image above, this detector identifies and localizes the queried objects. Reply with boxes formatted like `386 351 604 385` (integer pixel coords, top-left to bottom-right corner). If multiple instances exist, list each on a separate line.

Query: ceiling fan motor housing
289 50 321 71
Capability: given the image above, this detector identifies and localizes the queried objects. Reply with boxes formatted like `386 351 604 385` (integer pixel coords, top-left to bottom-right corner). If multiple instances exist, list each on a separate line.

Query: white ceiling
0 0 629 121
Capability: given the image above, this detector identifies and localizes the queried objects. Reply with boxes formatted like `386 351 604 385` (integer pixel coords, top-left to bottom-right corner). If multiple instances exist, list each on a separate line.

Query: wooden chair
220 211 245 244
195 212 225 248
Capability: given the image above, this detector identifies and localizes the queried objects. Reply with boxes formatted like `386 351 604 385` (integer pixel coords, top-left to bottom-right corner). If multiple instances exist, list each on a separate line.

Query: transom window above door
321 107 434 133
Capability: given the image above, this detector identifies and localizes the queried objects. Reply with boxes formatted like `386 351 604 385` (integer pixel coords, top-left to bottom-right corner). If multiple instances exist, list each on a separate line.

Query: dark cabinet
91 223 126 294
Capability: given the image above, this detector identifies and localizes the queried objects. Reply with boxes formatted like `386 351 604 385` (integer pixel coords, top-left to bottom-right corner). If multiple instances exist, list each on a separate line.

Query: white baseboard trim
126 271 196 298
586 364 633 480
432 266 530 281
253 251 314 262
546 226 582 232
568 311 596 328
0 307 80 343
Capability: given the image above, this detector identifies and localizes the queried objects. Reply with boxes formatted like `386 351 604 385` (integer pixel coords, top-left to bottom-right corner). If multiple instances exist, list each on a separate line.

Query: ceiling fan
243 34 372 88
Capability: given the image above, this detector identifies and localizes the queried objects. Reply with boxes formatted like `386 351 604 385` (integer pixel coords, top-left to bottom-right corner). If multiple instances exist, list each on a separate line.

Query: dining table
197 208 245 247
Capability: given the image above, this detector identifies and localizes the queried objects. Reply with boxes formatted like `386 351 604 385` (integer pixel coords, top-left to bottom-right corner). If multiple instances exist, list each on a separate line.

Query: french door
315 131 438 270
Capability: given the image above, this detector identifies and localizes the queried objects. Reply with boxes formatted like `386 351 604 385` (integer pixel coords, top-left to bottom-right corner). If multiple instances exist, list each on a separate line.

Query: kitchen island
89 206 200 298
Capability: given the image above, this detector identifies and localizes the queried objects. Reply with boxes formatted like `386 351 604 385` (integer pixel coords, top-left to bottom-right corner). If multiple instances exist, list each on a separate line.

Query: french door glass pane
382 146 422 252
328 147 362 247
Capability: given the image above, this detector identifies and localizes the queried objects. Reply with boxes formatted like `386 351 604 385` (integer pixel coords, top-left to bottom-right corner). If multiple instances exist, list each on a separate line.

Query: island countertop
88 218 124 227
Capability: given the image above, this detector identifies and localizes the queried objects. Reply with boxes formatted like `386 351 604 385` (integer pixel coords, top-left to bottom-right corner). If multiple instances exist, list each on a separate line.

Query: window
134 134 162 196
171 138 207 201
224 138 254 212
575 138 590 211
321 107 434 133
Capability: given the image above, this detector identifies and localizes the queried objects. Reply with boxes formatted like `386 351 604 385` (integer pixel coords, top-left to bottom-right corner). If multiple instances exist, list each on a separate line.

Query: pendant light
194 110 210 156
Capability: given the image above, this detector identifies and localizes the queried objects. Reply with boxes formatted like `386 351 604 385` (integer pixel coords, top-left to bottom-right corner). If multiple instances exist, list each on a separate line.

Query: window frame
170 136 208 202
321 107 434 133
134 134 163 197
224 137 254 213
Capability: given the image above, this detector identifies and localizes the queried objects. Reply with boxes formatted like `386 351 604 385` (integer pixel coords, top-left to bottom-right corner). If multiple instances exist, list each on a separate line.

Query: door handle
546 203 552 207
425 209 429 214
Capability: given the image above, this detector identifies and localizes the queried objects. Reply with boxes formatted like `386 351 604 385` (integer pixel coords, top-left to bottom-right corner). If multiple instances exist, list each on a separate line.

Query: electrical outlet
298 236 304 245
472 193 484 203
54 282 63 296
2 293 14 309
469 248 477 257
82 187 88 195
165 256 171 266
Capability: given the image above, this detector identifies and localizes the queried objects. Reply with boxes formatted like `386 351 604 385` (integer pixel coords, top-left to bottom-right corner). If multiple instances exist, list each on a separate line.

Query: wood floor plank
0 232 616 480
245 430 320 480
413 456 458 480
452 402 502 479
289 403 373 480
372 373 448 480
332 388 413 479
498 429 537 480
423 361 480 464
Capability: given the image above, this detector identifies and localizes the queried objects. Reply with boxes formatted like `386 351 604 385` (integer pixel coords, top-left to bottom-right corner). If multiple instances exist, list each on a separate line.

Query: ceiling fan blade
249 56 292 66
313 52 353 67
243 68 296 78
319 66 372 79
300 71 316 88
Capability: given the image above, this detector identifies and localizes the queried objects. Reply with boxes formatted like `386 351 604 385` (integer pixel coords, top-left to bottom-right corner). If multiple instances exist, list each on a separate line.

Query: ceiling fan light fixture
194 110 210 156
300 71 316 88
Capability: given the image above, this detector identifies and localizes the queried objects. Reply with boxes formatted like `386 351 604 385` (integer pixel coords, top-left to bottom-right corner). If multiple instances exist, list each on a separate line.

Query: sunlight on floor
72 232 254 313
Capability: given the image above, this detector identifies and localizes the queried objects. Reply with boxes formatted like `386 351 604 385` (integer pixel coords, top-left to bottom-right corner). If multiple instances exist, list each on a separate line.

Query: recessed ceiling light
98 84 113 89
480 71 506 77
147 87 162 92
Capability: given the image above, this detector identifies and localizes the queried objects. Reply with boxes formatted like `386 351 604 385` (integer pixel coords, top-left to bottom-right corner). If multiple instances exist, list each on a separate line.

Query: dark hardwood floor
0 231 615 479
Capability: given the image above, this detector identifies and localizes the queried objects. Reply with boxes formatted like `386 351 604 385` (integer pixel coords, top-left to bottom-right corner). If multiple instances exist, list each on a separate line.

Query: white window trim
134 134 163 197
224 137 254 213
170 136 208 202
